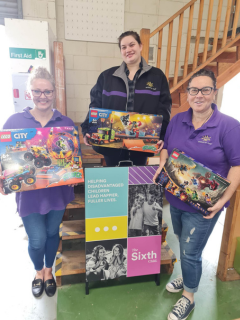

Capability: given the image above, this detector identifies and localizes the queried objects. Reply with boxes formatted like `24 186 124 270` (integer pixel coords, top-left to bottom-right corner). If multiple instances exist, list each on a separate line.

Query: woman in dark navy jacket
81 31 172 166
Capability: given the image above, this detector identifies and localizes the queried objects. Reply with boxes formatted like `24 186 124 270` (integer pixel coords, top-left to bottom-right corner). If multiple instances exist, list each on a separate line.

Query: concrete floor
1 193 57 320
1 193 240 320
57 203 240 320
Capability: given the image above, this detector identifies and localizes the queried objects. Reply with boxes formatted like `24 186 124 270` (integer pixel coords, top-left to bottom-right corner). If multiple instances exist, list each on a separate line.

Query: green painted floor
57 204 240 320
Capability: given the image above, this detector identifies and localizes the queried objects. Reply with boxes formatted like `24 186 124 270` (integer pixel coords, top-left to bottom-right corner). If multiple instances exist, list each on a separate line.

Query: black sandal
32 278 44 298
44 276 57 297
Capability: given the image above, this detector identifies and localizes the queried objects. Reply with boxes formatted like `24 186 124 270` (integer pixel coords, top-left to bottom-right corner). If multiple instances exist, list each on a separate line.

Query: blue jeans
22 209 65 271
170 205 221 293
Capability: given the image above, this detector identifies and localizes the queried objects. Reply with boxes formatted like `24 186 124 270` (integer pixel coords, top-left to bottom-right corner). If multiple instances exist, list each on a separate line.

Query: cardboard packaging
157 149 230 215
0 126 84 193
88 108 163 153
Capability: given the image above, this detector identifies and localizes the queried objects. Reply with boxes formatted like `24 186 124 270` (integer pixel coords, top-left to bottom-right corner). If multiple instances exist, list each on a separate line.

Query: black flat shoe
44 277 57 297
32 278 44 298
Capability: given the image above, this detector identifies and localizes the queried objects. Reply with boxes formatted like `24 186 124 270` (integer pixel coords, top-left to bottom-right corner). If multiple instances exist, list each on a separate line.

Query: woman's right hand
0 176 7 196
83 133 91 146
153 165 164 185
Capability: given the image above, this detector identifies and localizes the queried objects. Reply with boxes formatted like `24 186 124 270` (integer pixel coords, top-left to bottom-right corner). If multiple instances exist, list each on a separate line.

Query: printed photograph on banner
127 235 161 277
128 184 163 237
86 238 127 282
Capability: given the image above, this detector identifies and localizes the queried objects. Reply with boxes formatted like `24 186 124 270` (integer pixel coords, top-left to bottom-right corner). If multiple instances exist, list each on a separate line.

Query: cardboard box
0 126 84 193
88 108 163 153
157 149 230 215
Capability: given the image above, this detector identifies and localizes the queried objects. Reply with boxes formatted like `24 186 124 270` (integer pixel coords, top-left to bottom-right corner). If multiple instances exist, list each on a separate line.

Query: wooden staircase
140 0 240 118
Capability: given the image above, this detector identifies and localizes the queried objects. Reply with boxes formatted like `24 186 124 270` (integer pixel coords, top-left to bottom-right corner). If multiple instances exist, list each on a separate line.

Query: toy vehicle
3 165 36 193
24 146 52 168
39 166 60 174
90 128 121 145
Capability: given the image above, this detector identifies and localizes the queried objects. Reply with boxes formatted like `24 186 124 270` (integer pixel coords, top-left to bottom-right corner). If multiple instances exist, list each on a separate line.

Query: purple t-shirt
163 104 240 213
3 107 75 217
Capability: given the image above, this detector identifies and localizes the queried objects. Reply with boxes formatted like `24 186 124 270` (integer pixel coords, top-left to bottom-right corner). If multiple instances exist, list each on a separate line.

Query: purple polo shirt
3 107 75 217
163 104 240 212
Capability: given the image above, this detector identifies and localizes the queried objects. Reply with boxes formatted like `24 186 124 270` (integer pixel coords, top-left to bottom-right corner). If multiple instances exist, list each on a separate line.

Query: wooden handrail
170 33 240 93
212 0 224 55
150 0 198 37
140 0 240 96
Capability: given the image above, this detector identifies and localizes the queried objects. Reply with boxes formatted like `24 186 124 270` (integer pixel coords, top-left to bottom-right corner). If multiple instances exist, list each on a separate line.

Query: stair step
180 62 217 69
60 220 85 240
55 249 85 286
66 193 85 209
55 240 176 286
198 47 236 64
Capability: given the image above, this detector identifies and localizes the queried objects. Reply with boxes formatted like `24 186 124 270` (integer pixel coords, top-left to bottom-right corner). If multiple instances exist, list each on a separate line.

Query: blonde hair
27 66 55 92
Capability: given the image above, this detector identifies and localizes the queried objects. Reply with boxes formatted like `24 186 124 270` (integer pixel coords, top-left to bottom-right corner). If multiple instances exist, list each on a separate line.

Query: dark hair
92 245 105 260
188 68 217 89
118 31 142 49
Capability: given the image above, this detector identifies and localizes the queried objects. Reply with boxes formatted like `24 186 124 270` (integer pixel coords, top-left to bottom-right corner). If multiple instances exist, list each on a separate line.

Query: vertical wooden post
217 185 240 281
140 29 150 64
157 29 163 69
192 0 204 71
54 41 66 116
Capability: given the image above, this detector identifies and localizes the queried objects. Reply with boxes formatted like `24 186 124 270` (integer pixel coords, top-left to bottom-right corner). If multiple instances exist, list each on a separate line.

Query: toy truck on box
3 164 36 193
88 108 162 153
90 128 122 145
24 146 52 168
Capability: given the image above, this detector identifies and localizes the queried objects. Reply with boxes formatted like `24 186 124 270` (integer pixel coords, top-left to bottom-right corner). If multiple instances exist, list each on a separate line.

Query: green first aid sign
9 48 46 60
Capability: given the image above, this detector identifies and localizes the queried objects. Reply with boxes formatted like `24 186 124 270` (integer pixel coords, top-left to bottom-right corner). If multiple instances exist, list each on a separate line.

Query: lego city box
157 149 230 215
0 126 84 194
88 108 163 153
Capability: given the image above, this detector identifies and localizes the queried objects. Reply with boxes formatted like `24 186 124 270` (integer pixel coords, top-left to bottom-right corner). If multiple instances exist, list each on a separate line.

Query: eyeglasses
31 90 54 97
187 87 215 96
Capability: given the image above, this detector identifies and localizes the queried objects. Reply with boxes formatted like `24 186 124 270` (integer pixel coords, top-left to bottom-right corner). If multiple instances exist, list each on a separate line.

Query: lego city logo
99 113 108 118
90 110 98 118
172 151 180 159
0 132 12 142
13 133 28 139
131 250 157 263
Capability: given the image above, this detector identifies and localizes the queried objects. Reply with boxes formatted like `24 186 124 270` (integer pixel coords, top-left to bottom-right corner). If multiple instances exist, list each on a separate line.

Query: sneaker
166 277 184 293
168 296 195 320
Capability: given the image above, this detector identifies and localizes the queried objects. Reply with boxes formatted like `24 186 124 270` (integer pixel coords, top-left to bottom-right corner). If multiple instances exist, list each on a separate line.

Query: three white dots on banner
95 226 118 232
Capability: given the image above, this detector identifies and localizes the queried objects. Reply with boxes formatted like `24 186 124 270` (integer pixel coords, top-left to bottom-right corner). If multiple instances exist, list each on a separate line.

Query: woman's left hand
155 140 164 153
204 199 224 219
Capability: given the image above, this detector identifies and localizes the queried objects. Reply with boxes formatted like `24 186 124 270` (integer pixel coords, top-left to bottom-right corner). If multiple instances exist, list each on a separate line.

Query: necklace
192 109 213 128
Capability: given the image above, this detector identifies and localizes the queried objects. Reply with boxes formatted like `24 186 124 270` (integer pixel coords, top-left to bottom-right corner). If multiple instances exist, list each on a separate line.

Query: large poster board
85 166 162 286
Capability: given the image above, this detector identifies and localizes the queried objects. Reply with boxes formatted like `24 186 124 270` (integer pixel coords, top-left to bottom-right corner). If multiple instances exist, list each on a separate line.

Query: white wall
22 0 230 122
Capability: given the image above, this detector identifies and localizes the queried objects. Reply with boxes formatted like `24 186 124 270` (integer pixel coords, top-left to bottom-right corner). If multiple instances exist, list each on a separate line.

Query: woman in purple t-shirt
153 69 240 320
0 67 76 298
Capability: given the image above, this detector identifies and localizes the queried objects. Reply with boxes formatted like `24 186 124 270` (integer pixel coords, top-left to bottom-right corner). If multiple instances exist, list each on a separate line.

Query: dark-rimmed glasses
187 87 216 96
31 90 54 97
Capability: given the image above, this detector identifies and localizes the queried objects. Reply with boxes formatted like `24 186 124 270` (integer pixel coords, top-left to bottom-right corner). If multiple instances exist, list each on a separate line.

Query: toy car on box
0 126 84 194
157 149 230 215
88 108 163 153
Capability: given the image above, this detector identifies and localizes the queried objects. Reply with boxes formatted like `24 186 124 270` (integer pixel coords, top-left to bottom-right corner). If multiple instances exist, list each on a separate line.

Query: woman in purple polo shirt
153 69 240 320
0 67 75 298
